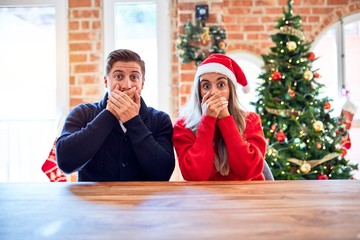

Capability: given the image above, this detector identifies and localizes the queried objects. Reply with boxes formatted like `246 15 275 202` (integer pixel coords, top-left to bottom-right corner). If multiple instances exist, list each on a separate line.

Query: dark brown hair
104 49 145 78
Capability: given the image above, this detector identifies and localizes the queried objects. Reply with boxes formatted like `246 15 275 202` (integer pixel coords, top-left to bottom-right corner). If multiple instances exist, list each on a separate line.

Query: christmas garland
265 106 303 117
176 19 227 66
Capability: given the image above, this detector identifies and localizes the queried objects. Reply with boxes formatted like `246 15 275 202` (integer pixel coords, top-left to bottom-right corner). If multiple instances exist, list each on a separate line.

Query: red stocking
41 140 67 182
340 99 357 149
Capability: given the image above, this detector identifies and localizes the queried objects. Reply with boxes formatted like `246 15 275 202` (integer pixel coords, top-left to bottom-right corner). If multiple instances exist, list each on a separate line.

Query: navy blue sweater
56 93 175 181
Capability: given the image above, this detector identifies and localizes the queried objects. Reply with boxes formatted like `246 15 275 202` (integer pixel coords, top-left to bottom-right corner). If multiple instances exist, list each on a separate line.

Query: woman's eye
218 82 226 87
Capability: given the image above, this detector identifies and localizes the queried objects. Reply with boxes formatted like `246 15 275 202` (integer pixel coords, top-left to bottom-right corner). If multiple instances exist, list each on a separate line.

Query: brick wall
67 0 360 119
173 0 360 118
68 0 103 108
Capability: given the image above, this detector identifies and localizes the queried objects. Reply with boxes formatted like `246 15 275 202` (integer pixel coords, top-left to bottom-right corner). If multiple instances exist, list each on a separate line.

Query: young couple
56 49 267 182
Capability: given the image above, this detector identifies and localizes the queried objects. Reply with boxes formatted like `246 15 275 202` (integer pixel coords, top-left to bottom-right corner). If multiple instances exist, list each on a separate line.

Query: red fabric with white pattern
41 140 67 182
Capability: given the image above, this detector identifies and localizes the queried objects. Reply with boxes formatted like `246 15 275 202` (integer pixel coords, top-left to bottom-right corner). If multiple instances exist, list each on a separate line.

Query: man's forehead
111 61 141 72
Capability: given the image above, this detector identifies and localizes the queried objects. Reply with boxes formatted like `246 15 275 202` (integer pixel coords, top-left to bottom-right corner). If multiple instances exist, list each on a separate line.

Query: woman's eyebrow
216 76 228 81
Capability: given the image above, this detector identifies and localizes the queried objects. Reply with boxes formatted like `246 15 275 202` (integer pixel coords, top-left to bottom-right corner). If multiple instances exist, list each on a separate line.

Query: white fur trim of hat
194 54 248 90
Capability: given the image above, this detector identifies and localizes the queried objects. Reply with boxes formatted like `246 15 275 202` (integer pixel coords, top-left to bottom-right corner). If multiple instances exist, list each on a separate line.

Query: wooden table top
1 180 360 240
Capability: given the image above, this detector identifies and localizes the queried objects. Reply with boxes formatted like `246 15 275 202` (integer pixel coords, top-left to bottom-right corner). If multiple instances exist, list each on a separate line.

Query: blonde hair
179 77 248 175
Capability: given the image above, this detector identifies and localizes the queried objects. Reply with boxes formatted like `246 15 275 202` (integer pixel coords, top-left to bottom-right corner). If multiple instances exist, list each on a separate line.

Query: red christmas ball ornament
324 101 331 110
307 52 315 61
288 88 295 98
271 71 282 81
271 124 277 131
317 173 328 180
290 166 297 173
275 131 286 142
314 72 321 78
316 143 322 149
341 147 347 157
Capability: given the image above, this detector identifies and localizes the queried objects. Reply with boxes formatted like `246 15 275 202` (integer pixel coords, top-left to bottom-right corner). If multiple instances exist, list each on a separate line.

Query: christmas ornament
300 162 311 174
219 41 226 49
307 52 315 61
341 147 347 157
313 120 323 132
201 27 210 44
316 143 322 149
314 72 320 78
275 131 286 142
288 88 295 98
317 173 328 180
324 101 331 110
286 41 297 51
303 70 313 81
271 71 282 81
288 152 340 170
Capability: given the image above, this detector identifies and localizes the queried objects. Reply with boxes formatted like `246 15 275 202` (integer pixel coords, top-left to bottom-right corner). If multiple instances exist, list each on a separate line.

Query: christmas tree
252 0 358 180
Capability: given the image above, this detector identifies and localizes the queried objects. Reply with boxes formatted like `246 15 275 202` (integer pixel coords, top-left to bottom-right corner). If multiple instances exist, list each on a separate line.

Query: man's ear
141 78 145 90
104 75 108 88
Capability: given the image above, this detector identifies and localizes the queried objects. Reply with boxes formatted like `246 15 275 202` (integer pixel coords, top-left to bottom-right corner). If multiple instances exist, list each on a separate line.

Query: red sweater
172 113 266 181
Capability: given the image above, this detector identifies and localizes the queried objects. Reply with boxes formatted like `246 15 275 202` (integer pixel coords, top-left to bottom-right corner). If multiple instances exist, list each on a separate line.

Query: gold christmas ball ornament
177 49 185 55
300 162 311 174
313 120 324 132
303 70 313 81
177 38 182 44
286 41 297 51
219 41 226 49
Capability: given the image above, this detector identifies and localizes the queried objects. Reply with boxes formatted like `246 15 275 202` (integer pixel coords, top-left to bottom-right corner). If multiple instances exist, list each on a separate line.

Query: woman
172 54 266 181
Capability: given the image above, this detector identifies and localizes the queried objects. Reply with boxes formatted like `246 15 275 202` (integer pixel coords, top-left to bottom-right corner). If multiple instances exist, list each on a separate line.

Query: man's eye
131 75 140 81
114 74 123 80
202 84 210 89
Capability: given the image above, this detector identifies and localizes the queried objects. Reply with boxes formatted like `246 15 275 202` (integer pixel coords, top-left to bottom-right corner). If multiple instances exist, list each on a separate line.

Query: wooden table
1 181 360 240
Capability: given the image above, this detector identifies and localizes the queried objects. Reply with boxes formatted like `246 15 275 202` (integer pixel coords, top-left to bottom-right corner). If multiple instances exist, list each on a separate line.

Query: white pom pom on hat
194 54 248 91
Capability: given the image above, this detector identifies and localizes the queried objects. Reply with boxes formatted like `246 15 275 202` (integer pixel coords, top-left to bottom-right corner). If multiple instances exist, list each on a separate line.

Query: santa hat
194 54 250 93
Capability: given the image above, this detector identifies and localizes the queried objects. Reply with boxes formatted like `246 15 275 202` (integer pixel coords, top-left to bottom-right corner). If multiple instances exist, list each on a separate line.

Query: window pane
229 53 262 112
344 20 360 119
312 28 339 111
0 7 56 119
235 59 262 112
0 6 57 182
114 3 158 108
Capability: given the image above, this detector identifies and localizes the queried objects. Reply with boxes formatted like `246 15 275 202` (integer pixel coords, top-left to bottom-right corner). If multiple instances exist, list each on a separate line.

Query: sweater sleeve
172 116 217 181
217 112 266 180
56 105 119 174
123 112 175 181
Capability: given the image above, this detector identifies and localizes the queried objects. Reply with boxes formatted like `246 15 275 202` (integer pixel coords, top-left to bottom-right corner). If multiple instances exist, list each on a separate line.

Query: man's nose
122 78 132 90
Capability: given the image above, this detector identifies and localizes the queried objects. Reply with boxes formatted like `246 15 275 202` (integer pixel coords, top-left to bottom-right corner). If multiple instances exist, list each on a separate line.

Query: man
56 49 175 181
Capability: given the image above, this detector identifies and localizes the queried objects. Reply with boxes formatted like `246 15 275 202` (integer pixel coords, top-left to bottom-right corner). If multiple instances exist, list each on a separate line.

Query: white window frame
311 13 360 102
0 0 69 120
0 0 68 182
311 13 360 126
103 0 171 114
